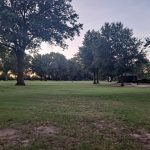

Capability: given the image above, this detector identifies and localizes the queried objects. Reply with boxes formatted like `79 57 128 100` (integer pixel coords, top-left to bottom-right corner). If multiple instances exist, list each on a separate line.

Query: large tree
0 0 82 85
79 30 101 84
101 22 148 84
79 22 148 85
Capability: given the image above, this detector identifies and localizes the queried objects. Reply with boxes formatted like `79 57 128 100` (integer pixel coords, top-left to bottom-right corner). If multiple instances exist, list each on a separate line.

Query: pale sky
40 0 150 59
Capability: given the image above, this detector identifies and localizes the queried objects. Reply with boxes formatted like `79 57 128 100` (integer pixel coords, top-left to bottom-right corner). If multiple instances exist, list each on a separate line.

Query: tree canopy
101 22 147 77
32 53 68 80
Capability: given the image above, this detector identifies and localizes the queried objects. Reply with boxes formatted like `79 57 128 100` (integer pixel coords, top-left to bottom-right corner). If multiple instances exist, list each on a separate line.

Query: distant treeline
0 52 93 81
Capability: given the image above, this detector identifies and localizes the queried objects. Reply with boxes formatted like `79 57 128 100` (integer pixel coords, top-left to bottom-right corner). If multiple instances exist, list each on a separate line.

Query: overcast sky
40 0 150 59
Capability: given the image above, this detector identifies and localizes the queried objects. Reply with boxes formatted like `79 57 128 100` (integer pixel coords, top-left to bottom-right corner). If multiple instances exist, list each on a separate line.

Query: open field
0 81 150 150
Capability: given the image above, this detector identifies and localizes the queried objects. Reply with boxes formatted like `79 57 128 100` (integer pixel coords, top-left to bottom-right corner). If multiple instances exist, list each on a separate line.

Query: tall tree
79 22 148 85
0 0 82 85
79 30 101 84
101 22 147 85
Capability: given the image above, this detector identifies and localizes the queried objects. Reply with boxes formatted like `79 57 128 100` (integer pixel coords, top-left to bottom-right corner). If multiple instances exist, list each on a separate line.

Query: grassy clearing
0 81 150 149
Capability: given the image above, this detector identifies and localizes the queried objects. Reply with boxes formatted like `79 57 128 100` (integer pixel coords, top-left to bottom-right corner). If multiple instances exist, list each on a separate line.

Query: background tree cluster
79 22 149 84
31 52 92 81
0 52 92 81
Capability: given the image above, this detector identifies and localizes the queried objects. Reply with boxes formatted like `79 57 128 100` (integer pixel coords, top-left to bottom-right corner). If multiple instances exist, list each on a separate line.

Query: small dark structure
123 73 138 83
119 73 138 86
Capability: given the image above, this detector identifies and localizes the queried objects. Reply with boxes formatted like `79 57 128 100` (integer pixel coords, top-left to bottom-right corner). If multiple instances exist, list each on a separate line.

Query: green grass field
0 81 150 150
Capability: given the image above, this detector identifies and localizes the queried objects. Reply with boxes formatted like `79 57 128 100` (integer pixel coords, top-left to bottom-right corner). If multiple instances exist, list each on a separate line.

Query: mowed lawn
0 81 150 150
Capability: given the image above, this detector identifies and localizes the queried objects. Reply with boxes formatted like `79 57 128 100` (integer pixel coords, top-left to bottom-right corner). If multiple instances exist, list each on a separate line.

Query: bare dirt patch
0 128 19 140
0 123 60 149
130 131 150 149
21 139 30 147
34 125 59 136
93 120 126 133
92 120 150 149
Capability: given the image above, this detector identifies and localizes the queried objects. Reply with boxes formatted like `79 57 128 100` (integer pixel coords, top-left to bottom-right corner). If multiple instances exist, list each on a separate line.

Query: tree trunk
4 71 8 81
121 75 124 86
93 71 96 84
96 70 99 84
5 73 8 81
16 51 25 86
